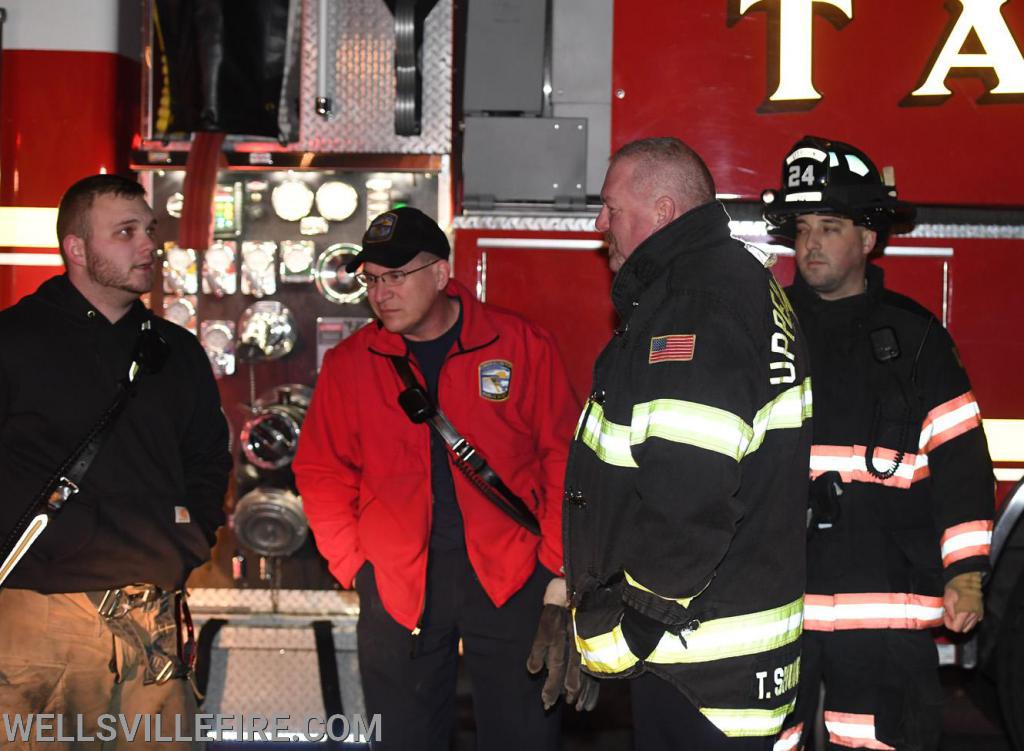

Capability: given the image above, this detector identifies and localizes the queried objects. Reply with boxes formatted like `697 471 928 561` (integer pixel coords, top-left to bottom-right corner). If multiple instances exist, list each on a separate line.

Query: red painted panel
942 239 1024 419
0 50 140 308
612 2 1024 205
456 230 1023 421
453 230 615 399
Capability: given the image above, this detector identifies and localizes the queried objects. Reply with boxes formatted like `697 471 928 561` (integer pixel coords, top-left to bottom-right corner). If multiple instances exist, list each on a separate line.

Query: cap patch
365 212 398 244
479 360 512 401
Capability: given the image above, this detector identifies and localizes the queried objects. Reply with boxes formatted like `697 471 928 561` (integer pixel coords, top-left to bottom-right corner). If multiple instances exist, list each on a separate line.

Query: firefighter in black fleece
0 174 230 750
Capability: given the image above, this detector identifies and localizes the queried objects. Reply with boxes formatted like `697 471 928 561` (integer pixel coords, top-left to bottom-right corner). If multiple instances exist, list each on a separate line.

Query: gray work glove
526 579 599 711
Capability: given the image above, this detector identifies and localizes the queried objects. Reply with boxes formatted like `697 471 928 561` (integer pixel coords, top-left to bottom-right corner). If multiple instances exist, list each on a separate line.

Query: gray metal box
463 0 548 114
553 102 611 196
463 116 588 205
551 0 613 104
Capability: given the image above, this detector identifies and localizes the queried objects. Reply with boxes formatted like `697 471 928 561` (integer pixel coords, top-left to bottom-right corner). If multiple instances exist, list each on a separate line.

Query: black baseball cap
345 207 450 273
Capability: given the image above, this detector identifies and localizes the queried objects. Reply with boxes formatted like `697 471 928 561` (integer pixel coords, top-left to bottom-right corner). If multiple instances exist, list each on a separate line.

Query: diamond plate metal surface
299 0 452 154
201 621 366 729
453 214 599 232
189 588 359 615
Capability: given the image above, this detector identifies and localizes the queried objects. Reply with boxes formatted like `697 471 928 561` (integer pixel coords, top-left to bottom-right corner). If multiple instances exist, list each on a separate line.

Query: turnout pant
0 588 198 750
780 630 943 751
630 672 775 751
355 549 561 751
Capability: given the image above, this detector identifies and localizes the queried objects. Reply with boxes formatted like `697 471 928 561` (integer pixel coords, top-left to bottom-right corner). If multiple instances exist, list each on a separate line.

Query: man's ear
860 227 878 257
653 195 676 231
63 235 86 268
434 258 451 289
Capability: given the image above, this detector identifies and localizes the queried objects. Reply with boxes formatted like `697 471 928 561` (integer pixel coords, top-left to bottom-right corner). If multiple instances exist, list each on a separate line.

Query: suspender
388 355 541 535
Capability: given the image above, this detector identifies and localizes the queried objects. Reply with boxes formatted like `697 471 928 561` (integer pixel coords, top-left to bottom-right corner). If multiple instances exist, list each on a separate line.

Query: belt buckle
96 588 132 619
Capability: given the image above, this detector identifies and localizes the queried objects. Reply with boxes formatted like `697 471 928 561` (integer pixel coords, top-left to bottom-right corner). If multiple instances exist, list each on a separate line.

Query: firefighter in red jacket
293 207 579 751
762 136 994 751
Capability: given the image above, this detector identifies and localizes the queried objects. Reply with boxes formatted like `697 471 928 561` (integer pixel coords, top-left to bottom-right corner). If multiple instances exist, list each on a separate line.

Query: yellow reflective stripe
700 699 796 738
746 378 813 456
573 597 803 675
624 570 699 608
631 399 752 461
580 379 812 468
648 596 804 664
578 402 637 468
572 615 641 674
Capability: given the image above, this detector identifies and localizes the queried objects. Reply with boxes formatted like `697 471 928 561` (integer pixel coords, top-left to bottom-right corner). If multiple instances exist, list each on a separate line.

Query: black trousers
355 550 561 751
631 672 775 751
783 630 943 751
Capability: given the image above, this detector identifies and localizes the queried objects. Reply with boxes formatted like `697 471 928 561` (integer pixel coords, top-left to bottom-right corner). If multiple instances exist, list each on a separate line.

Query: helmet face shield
762 136 915 241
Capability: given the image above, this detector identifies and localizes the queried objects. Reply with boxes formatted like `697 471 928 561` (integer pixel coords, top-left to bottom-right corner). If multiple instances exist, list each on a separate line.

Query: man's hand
526 578 599 711
944 571 984 633
527 604 568 710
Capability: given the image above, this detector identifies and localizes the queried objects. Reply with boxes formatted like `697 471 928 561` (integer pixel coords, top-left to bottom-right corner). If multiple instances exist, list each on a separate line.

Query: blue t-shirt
405 305 465 551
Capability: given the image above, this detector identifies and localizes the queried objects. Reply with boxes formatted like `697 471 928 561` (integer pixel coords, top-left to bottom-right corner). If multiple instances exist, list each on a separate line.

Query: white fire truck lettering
912 0 1024 98
737 0 854 101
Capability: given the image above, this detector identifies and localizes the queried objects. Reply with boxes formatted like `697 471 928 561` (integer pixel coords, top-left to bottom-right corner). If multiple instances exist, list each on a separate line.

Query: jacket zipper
563 389 605 606
408 339 484 649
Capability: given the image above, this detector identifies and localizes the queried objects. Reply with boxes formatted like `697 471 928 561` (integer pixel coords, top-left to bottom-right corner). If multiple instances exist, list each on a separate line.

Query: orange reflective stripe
804 592 944 631
919 391 982 454
940 519 993 567
824 712 895 750
808 445 929 489
774 723 803 751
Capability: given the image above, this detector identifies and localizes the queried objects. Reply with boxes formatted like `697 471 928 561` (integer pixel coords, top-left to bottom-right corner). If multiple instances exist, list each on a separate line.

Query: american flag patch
649 334 696 363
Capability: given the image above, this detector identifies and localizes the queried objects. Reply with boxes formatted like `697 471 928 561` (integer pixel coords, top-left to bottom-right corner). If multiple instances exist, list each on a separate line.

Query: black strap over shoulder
0 319 170 587
388 355 540 535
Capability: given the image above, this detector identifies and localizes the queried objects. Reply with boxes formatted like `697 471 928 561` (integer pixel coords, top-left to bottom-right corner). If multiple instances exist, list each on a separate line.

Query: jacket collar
35 273 149 328
367 278 499 357
610 201 733 317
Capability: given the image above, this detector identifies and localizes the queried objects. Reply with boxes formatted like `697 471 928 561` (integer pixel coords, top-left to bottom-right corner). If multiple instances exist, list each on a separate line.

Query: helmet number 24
787 165 815 188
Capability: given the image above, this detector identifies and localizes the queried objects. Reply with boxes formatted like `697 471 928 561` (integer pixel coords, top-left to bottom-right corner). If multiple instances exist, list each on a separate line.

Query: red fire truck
1 0 1022 745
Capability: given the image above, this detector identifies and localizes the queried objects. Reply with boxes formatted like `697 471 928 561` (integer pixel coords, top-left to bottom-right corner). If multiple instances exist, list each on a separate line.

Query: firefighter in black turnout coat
763 136 994 751
550 137 812 750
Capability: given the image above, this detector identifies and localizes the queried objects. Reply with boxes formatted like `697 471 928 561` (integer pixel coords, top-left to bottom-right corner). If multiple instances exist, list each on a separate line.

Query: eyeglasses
354 258 440 288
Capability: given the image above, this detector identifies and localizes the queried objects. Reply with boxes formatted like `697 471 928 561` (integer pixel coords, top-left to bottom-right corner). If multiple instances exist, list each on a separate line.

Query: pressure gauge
314 243 366 305
271 178 315 221
315 181 359 222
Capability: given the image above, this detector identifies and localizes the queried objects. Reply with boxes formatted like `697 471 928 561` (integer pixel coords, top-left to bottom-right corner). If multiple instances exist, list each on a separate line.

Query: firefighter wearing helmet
763 136 994 751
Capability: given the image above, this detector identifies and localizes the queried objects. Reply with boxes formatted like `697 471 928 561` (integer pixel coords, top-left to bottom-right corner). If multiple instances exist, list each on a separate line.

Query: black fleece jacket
0 275 230 591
